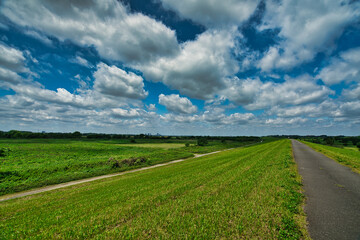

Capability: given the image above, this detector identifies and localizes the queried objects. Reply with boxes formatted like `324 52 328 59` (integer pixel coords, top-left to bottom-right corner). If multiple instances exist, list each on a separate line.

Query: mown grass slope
302 141 360 174
0 140 309 239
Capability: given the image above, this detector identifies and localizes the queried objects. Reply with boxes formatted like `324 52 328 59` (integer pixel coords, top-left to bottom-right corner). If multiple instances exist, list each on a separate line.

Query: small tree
185 143 190 147
325 137 334 146
72 131 81 138
197 138 208 146
357 142 360 151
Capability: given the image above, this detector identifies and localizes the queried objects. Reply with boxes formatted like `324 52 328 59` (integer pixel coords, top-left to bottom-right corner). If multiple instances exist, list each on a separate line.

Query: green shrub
0 147 10 157
197 138 208 146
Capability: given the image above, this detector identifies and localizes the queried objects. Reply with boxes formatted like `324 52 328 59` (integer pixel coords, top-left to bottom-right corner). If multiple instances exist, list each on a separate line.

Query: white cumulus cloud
317 47 360 85
0 42 26 72
159 0 260 27
159 94 198 114
1 0 179 65
141 29 239 99
93 63 148 99
223 75 333 110
258 0 360 71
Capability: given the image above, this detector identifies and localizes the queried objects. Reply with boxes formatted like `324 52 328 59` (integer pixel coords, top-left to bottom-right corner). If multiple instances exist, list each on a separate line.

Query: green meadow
0 139 255 195
302 141 360 173
0 140 309 239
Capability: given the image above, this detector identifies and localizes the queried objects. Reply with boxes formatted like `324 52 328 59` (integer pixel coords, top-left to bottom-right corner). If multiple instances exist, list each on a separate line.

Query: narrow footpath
292 140 360 240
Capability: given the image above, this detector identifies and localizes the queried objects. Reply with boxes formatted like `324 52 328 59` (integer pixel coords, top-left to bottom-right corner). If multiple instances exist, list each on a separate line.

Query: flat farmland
0 139 254 195
0 140 309 239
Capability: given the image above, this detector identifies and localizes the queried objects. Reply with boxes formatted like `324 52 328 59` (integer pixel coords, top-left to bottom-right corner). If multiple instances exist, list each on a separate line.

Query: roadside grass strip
302 141 360 174
0 140 309 239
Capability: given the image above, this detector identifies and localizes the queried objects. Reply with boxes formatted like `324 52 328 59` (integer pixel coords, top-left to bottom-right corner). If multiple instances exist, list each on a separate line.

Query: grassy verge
0 139 257 196
302 141 360 174
0 140 309 239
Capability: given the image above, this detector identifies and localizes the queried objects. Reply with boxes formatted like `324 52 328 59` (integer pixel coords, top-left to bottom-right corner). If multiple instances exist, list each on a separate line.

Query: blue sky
0 0 359 136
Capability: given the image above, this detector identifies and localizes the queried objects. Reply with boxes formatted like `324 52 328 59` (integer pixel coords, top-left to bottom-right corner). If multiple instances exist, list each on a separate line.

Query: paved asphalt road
292 140 360 240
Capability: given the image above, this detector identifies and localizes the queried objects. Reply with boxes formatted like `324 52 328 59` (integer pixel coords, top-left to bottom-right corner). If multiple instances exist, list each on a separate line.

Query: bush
185 143 190 147
325 137 334 146
109 157 148 168
0 147 10 157
357 142 360 151
197 138 208 146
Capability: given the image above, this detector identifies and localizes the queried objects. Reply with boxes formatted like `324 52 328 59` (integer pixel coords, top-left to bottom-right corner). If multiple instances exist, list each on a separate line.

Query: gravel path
292 140 360 240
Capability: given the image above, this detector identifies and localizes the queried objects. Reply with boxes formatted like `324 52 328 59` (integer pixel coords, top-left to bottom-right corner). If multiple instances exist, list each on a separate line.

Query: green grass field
0 140 309 239
0 139 255 195
302 141 360 173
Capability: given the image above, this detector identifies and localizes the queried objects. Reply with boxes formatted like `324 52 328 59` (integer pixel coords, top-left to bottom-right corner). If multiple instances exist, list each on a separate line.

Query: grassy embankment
0 139 256 195
302 141 360 174
0 140 309 239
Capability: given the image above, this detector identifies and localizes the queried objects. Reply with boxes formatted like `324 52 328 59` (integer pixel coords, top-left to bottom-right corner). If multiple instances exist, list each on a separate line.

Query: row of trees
302 135 360 149
0 130 261 142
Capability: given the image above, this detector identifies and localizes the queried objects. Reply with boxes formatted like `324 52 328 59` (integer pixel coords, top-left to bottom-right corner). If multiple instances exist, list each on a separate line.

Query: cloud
1 0 178 65
24 30 52 46
0 67 22 84
141 29 239 99
93 63 148 99
160 113 200 123
159 0 260 27
268 101 337 118
3 65 146 110
9 84 105 109
222 77 261 105
342 83 360 100
202 108 255 125
160 106 255 126
265 117 308 125
317 47 360 85
111 108 143 118
147 104 157 111
0 43 30 85
223 75 333 110
70 56 93 68
0 50 147 110
334 101 360 119
258 0 360 71
0 42 26 72
158 94 197 114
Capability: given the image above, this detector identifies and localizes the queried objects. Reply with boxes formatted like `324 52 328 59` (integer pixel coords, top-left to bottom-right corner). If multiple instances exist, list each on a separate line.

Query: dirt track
292 140 360 240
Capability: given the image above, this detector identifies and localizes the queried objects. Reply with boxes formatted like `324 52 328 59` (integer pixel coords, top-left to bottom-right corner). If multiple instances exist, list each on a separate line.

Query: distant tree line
299 135 360 148
0 130 262 142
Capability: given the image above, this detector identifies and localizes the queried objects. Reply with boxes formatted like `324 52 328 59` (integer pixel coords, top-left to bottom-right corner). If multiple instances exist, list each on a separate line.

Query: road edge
290 140 311 240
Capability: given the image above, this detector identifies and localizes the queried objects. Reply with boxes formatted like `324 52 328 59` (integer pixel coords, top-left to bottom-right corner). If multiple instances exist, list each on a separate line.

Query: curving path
292 140 360 240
